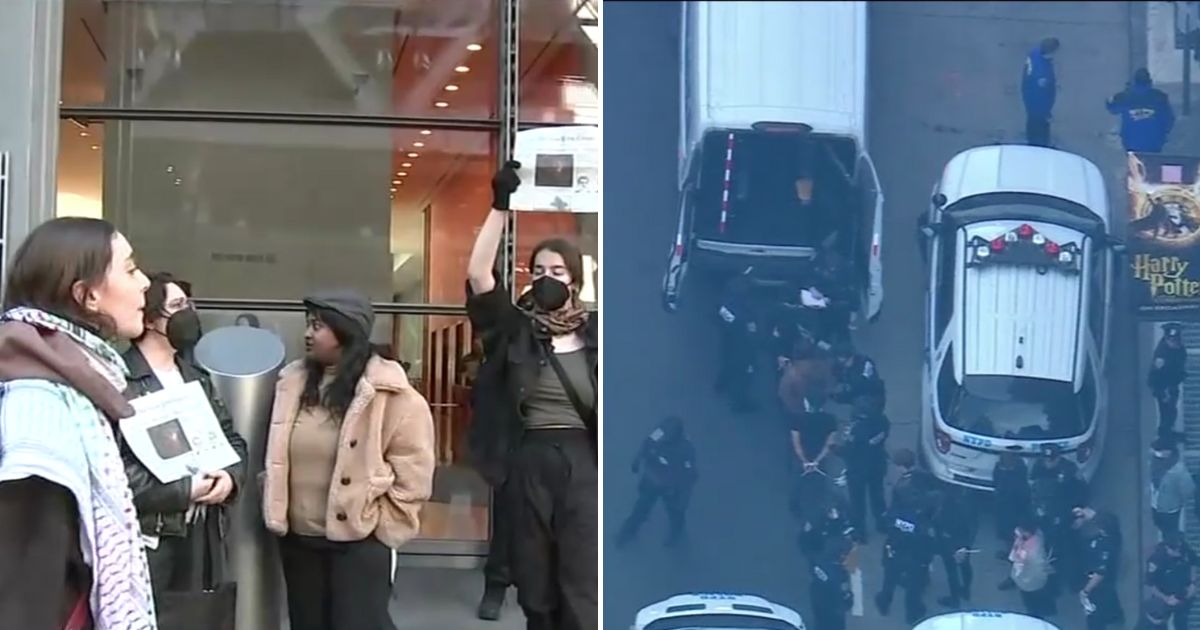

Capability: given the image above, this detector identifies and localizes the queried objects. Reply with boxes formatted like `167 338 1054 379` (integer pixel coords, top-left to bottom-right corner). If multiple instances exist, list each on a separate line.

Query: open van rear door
856 153 884 321
661 188 695 313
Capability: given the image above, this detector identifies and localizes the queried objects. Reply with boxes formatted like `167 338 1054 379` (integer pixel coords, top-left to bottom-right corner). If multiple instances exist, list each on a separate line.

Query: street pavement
603 2 1146 629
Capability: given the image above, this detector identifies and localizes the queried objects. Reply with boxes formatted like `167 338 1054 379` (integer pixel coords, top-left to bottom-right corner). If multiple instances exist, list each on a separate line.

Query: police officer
1138 596 1173 630
992 452 1032 554
933 487 977 608
1106 68 1176 153
810 536 855 630
831 341 885 407
1149 323 1187 438
1146 530 1200 630
615 417 697 547
1030 444 1087 591
799 487 855 563
842 393 890 542
716 268 760 413
1076 506 1123 629
874 502 936 624
810 250 856 347
889 448 937 517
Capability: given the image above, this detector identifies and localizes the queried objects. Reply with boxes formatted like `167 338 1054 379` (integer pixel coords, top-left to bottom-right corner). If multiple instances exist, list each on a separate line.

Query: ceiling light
173 178 182 185
401 162 412 168
454 65 470 73
397 180 404 185
392 179 401 185
434 101 449 108
390 187 397 193
420 129 432 135
467 43 482 51
407 152 419 158
444 84 459 92
166 165 175 173
413 141 425 148
398 172 408 177
90 145 99 150
80 131 89 137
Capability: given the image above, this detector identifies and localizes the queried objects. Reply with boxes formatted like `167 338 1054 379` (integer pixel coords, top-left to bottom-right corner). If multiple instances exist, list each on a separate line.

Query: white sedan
631 593 805 630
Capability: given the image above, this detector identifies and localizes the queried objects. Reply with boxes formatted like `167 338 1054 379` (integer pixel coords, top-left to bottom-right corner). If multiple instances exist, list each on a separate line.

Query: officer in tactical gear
875 501 936 624
842 393 890 542
831 341 885 407
716 268 761 413
810 536 855 630
1149 323 1188 438
615 416 697 547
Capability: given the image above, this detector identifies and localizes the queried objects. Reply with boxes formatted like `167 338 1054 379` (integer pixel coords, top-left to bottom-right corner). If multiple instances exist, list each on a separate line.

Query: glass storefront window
514 212 599 304
55 119 497 304
519 0 598 124
194 309 490 545
61 0 500 120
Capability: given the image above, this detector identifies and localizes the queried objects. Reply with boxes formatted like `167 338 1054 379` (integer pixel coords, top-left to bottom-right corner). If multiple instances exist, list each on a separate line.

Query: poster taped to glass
1125 151 1200 318
509 126 599 214
119 380 242 483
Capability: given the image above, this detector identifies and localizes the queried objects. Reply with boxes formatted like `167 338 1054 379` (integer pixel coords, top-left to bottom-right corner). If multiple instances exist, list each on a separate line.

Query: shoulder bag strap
544 349 597 428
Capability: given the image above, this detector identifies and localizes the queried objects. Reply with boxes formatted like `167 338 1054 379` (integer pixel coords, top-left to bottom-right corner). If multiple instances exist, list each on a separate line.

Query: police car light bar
965 224 1082 273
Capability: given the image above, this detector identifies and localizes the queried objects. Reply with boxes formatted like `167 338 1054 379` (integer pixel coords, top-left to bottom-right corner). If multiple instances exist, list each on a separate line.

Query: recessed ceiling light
413 141 425 148
434 101 449 108
166 165 175 173
390 187 397 193
397 180 404 185
407 152 419 158
420 129 432 135
397 172 408 177
392 179 402 185
467 43 482 51
444 84 459 92
173 178 182 185
401 162 412 168
80 131 89 137
90 145 99 150
454 65 470 73
390 194 395 200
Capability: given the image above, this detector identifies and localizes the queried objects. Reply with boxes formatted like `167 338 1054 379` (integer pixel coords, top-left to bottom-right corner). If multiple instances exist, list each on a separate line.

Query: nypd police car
913 610 1062 629
632 593 804 629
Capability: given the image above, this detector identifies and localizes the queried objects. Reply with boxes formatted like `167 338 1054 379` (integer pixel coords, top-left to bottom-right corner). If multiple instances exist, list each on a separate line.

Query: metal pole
1185 2 1193 115
498 0 519 294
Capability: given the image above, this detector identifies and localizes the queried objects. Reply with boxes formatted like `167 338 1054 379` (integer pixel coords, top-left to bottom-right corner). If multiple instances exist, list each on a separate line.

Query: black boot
477 583 506 621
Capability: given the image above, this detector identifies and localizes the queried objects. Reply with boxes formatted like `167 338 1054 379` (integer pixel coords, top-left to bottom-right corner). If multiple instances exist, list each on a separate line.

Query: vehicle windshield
938 372 1088 440
695 131 854 248
644 615 798 630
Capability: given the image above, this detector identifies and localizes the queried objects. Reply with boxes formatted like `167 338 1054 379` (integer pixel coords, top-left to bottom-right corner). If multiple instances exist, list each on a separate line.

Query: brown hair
529 237 585 291
4 217 119 334
142 272 193 327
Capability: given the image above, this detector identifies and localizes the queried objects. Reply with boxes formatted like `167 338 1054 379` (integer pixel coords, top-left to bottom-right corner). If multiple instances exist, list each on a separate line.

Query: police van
913 611 1062 630
631 593 805 630
917 145 1118 490
661 0 883 321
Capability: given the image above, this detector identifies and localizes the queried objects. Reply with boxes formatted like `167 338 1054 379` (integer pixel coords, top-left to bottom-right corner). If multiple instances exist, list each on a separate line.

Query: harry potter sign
1126 152 1200 318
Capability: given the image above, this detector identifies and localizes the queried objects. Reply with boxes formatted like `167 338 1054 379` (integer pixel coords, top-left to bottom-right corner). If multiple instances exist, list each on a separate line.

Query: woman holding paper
261 289 435 630
465 162 599 630
118 272 246 603
0 217 157 629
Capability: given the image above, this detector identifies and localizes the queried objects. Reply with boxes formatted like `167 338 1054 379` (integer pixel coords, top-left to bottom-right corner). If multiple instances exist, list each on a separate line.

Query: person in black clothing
831 341 885 407
1031 443 1088 591
809 250 857 347
1146 531 1200 630
466 162 598 630
798 479 854 562
615 416 697 547
992 452 1032 552
1075 506 1123 629
790 398 839 478
119 273 247 604
842 393 890 542
932 486 977 608
875 503 937 624
716 267 760 413
1138 595 1173 629
810 536 855 630
890 448 938 517
1149 323 1188 438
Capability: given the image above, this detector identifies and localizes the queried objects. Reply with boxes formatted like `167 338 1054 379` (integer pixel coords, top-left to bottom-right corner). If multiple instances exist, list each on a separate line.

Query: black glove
492 160 522 210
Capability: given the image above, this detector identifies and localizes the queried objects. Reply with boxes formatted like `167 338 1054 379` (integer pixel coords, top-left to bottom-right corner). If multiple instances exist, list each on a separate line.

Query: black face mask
165 308 203 351
530 276 571 311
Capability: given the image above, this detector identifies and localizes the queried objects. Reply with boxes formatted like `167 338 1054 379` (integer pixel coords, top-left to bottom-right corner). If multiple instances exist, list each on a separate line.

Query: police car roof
912 611 1062 630
633 593 804 629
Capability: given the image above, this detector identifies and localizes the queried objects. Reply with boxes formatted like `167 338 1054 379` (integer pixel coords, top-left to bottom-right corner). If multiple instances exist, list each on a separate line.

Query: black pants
617 479 688 543
1153 509 1182 538
876 562 927 623
509 429 598 630
279 533 397 630
716 326 755 406
483 479 513 588
810 597 847 630
1166 597 1194 630
1156 386 1180 435
1026 113 1051 147
846 467 886 537
939 552 973 603
994 496 1029 544
1085 582 1122 629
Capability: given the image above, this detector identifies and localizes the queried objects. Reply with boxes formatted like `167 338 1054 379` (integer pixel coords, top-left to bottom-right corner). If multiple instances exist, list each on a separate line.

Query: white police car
913 610 1062 629
632 593 805 629
917 145 1117 490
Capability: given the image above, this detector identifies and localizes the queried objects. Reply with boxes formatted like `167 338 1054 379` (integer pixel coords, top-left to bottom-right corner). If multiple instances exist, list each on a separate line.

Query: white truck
662 0 883 322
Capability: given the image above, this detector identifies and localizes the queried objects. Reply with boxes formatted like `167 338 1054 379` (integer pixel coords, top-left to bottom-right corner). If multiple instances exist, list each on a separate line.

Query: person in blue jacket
1021 37 1060 147
1107 68 1175 153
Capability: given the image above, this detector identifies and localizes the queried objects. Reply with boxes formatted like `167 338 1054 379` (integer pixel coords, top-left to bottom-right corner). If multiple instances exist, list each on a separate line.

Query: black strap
545 348 597 428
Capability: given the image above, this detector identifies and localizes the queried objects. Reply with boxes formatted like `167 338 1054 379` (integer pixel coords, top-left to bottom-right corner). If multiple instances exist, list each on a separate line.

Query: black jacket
119 346 247 538
1149 339 1187 390
465 279 599 485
